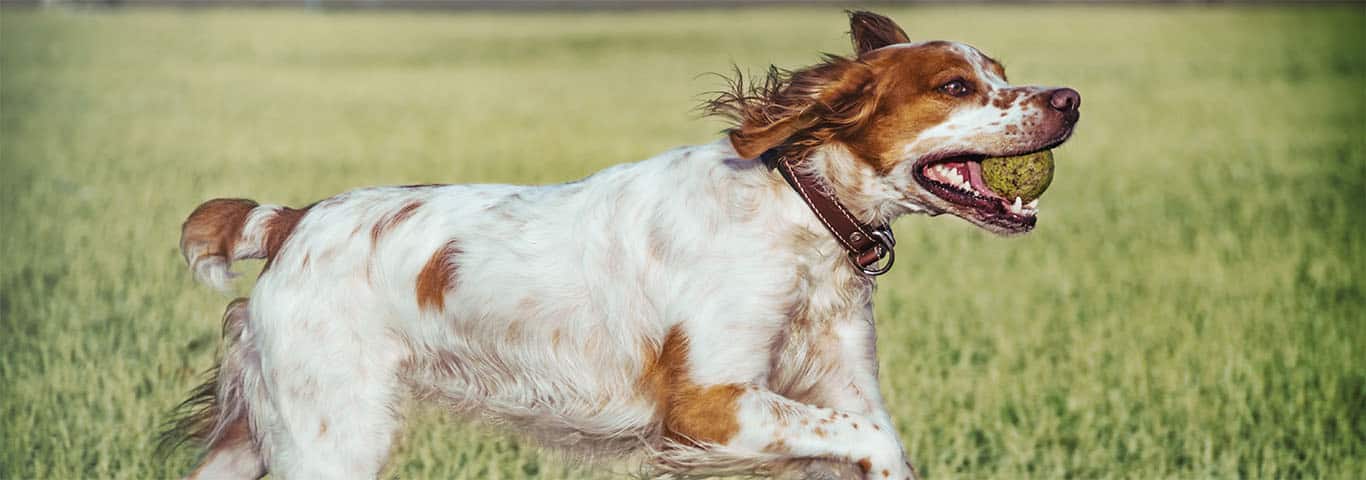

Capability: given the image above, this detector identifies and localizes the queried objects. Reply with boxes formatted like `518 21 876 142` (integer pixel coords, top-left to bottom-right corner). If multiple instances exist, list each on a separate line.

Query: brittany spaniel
163 11 1079 480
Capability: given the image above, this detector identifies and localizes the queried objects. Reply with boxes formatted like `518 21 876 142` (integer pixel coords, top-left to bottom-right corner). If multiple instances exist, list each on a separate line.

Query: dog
162 11 1079 480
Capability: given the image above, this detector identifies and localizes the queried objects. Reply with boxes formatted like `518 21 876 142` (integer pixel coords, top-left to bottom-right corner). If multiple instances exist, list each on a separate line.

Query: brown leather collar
763 149 896 276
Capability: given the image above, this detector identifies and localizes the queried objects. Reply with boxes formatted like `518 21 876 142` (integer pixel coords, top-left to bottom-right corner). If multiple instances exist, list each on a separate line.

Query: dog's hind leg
165 299 268 480
185 419 265 480
250 288 410 479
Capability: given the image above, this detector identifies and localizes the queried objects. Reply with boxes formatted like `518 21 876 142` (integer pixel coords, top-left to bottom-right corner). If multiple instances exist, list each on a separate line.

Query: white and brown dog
163 11 1079 480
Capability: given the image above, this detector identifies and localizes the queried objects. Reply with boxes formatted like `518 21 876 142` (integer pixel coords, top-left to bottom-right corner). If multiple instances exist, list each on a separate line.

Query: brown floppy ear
727 59 875 160
848 11 910 56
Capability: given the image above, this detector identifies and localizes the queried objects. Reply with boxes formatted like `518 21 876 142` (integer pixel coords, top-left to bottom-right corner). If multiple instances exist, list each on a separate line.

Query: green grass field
2 5 1363 479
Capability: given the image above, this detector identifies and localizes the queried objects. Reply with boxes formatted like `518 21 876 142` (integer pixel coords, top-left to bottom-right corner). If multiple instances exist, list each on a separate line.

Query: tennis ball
981 150 1054 202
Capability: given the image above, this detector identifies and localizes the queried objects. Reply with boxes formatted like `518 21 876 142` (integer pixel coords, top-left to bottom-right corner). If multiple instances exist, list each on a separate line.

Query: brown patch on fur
415 241 461 312
883 469 891 478
704 37 984 175
181 198 258 263
318 419 329 436
262 206 309 270
992 88 1024 110
857 458 873 473
703 56 875 161
371 200 423 245
848 11 910 56
640 326 745 445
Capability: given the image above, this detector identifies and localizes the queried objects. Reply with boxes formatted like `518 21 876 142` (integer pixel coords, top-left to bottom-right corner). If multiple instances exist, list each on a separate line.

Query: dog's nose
1048 88 1081 113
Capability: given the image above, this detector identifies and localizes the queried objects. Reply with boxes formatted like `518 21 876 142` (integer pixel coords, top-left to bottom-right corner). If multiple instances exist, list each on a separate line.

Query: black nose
1049 88 1081 113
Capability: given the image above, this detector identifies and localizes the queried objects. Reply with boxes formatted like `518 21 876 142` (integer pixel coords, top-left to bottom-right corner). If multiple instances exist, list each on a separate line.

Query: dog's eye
938 80 971 97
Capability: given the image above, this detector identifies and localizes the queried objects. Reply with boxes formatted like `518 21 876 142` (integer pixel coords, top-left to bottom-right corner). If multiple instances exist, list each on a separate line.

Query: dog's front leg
692 386 915 480
772 309 915 480
824 310 903 447
655 324 915 480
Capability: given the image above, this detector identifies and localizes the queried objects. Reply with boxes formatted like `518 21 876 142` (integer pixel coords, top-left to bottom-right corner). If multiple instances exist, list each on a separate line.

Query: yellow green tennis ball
981 150 1054 202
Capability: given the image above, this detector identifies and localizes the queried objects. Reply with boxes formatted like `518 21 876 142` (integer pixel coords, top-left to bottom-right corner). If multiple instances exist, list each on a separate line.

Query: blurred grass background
2 4 1363 478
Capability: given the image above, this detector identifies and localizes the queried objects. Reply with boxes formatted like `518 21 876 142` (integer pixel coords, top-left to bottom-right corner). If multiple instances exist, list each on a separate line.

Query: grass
2 4 1363 479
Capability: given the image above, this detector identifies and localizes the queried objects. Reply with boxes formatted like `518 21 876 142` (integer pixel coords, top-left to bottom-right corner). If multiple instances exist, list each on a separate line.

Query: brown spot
551 328 563 348
813 426 827 438
318 419 329 436
992 88 1024 110
873 423 881 431
176 198 310 274
181 198 257 265
765 439 790 453
370 200 423 245
857 458 873 473
1004 124 1021 135
852 422 859 429
262 205 309 271
882 469 891 478
416 240 461 312
640 326 744 445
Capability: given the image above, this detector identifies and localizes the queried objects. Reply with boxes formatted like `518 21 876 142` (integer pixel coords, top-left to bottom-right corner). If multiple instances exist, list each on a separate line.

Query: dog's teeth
1027 199 1039 209
1012 197 1023 212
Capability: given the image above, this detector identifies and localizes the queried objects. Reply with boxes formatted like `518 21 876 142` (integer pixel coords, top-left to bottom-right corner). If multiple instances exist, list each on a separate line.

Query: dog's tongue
965 161 992 198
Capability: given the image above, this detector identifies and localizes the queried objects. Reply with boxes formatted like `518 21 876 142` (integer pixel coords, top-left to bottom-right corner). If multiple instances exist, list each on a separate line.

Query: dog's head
709 11 1080 235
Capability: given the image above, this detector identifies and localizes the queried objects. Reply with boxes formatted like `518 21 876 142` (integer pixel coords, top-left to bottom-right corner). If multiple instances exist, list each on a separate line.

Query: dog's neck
786 143 916 228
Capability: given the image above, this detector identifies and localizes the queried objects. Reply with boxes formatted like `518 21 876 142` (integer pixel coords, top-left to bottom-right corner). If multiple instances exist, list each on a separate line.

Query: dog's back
166 141 814 477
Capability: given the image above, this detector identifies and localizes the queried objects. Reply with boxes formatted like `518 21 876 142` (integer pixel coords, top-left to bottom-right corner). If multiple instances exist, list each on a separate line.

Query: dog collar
763 149 896 276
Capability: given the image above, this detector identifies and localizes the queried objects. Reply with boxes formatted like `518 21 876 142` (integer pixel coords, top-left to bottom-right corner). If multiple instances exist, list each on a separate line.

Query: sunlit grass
2 5 1362 478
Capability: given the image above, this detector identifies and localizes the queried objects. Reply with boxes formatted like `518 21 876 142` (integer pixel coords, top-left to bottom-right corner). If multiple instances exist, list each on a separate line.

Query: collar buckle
852 226 895 276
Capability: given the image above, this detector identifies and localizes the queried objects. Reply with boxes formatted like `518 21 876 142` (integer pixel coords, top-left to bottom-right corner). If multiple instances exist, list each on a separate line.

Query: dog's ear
728 58 876 159
848 11 910 56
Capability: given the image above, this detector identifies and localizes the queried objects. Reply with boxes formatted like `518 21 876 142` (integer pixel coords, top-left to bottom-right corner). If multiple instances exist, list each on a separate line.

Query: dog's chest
766 245 875 401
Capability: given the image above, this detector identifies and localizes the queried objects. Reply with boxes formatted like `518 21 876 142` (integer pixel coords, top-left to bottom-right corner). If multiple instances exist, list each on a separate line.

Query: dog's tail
180 198 306 293
158 298 265 467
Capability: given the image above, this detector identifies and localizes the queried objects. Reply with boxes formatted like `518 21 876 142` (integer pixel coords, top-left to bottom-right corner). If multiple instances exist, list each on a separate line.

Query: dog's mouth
912 149 1051 233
